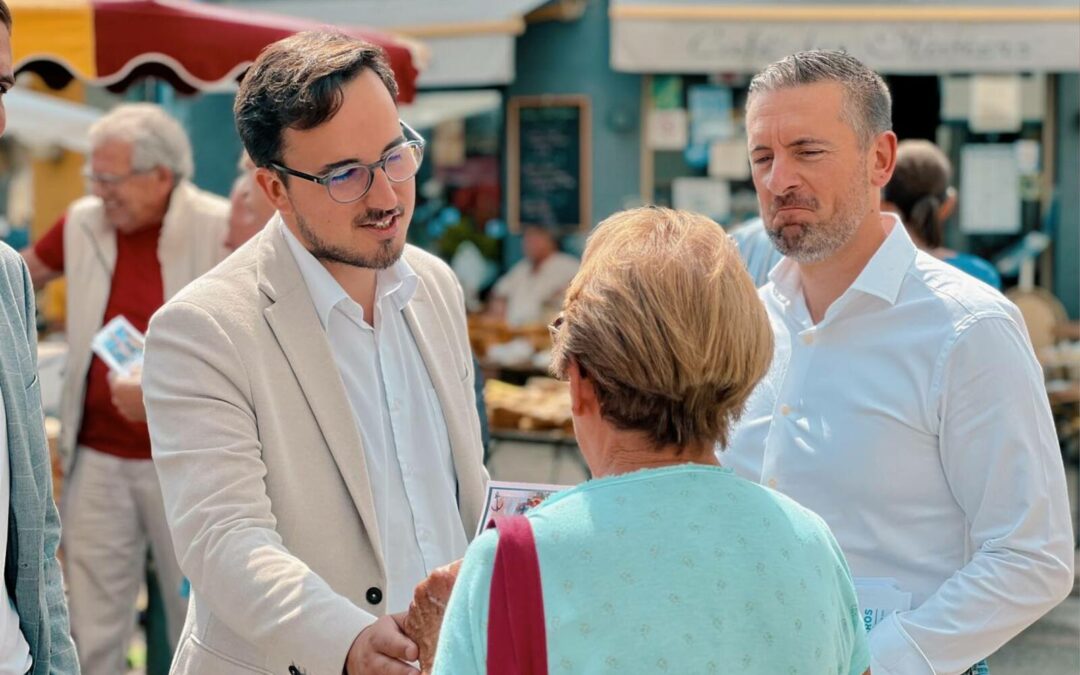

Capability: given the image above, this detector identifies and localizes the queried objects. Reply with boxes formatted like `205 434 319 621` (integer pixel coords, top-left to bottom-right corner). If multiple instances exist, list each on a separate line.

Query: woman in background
884 139 1002 289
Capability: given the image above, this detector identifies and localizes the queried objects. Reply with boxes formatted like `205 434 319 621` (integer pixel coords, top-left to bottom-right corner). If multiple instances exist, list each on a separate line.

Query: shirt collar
280 219 418 329
768 212 915 309
847 212 915 306
768 252 803 307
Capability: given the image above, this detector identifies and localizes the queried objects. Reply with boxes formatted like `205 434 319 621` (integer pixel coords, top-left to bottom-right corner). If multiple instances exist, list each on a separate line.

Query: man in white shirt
142 32 488 675
724 50 1074 675
489 224 579 326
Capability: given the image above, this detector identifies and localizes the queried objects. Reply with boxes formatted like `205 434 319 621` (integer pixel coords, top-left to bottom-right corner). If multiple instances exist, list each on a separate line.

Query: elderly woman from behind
428 207 870 674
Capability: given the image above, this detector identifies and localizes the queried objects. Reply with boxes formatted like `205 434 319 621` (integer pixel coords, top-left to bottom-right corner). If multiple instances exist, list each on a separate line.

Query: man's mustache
353 208 403 226
772 193 818 211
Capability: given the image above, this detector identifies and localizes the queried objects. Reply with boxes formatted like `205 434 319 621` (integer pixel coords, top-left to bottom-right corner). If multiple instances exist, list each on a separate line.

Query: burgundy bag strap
486 515 548 675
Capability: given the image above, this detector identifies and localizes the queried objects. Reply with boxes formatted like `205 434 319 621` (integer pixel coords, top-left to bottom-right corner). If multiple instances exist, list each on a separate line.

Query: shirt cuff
868 612 934 675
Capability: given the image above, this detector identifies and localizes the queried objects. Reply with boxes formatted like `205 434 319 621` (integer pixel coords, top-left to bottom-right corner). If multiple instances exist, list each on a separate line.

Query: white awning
226 0 553 87
399 90 501 130
6 88 101 154
610 1 1080 74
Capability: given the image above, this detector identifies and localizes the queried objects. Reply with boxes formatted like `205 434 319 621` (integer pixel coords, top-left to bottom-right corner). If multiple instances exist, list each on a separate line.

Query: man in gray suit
0 7 79 672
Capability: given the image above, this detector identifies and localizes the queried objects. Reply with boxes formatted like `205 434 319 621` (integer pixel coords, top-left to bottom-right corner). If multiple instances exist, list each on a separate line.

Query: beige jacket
59 181 229 472
142 218 489 675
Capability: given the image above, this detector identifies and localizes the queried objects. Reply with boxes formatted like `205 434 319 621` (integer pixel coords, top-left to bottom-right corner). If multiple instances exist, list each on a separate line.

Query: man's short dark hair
748 50 892 149
0 1 12 31
234 31 399 169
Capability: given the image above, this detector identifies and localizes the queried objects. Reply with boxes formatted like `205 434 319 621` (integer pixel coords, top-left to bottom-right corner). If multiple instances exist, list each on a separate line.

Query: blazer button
366 587 383 605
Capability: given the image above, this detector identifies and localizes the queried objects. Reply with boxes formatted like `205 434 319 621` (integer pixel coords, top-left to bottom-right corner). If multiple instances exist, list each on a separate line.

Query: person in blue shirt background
729 217 785 288
883 139 1002 289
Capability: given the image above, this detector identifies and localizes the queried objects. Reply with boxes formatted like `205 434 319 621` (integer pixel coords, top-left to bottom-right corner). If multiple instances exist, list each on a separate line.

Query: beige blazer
142 218 489 675
59 180 229 472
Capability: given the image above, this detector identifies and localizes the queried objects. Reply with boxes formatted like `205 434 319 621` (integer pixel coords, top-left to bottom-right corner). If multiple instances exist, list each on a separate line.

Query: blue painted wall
163 90 242 198
1054 74 1079 319
505 0 642 261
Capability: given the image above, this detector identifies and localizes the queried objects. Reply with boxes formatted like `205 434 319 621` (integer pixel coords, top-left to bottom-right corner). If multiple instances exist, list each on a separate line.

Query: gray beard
294 210 404 270
767 180 869 264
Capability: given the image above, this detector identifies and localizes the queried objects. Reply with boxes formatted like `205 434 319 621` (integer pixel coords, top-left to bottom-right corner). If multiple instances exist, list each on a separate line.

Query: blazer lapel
257 222 385 571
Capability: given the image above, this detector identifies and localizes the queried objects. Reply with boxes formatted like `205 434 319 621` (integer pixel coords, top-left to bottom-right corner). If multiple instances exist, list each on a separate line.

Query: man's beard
765 173 868 265
295 208 405 270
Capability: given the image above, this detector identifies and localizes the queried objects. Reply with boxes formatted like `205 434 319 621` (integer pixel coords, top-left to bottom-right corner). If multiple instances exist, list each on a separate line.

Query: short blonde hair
551 207 773 449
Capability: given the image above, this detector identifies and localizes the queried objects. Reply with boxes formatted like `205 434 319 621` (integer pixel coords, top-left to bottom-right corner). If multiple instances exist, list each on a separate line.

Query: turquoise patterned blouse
433 464 869 674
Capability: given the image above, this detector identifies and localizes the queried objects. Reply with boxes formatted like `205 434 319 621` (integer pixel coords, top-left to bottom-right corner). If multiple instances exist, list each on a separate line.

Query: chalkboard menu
508 96 591 233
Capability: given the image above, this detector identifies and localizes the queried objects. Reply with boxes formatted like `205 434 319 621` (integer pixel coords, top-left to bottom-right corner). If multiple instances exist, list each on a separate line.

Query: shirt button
366 587 383 605
802 333 814 345
780 404 792 416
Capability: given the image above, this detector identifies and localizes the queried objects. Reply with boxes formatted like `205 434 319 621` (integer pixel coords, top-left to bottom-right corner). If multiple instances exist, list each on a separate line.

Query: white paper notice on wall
1014 139 1040 175
672 177 730 223
647 108 688 151
969 75 1023 133
960 144 1021 235
708 140 750 180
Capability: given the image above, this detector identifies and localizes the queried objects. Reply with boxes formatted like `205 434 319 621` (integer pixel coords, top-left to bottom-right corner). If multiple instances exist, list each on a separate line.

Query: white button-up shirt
283 226 467 615
724 215 1074 675
493 252 580 326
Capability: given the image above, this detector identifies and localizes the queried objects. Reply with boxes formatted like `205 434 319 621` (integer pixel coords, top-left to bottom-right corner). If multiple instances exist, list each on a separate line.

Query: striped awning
8 0 422 98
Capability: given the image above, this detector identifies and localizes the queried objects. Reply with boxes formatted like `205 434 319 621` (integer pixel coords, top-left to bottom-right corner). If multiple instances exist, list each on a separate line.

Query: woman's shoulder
532 465 829 535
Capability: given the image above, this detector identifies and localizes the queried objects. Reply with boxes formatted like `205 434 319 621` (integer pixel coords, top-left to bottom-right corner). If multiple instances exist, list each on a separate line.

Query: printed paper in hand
855 577 912 633
91 316 145 377
475 480 569 538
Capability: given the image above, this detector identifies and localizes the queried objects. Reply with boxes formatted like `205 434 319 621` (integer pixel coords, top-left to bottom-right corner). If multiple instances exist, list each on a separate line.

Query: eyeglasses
548 314 565 343
270 121 425 204
82 167 154 188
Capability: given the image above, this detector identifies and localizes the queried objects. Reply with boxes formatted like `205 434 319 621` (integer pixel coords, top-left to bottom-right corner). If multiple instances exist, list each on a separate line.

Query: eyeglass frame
82 167 156 187
268 120 426 204
548 313 585 383
548 314 565 344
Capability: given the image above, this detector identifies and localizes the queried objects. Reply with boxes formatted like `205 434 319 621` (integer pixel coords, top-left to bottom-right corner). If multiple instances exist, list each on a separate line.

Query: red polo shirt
35 215 164 460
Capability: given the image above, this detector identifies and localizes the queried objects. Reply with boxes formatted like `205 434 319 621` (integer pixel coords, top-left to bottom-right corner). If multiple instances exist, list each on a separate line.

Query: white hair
89 103 194 182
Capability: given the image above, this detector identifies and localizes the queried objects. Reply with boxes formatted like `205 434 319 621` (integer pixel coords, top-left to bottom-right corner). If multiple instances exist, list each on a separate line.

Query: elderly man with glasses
21 103 228 674
141 31 489 675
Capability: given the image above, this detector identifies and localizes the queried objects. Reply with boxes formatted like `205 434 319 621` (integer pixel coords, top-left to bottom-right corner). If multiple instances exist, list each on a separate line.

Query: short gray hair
89 103 194 182
748 50 892 148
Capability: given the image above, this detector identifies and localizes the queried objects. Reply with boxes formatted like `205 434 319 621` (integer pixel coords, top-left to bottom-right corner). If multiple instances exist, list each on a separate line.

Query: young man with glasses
21 102 228 674
141 31 489 675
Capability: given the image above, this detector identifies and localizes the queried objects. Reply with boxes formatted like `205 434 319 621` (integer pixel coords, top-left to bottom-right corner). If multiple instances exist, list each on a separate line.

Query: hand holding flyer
475 480 569 538
91 316 145 377
402 480 568 672
854 577 912 633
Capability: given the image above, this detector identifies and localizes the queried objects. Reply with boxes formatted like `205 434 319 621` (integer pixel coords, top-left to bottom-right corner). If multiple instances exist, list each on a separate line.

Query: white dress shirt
724 214 1074 675
0 389 32 673
283 225 467 615
493 252 579 326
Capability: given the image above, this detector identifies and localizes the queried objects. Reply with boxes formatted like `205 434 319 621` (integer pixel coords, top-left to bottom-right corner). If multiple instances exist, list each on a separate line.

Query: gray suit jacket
0 242 78 674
